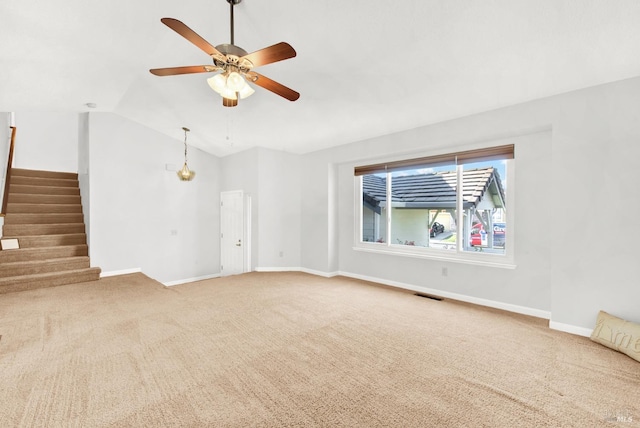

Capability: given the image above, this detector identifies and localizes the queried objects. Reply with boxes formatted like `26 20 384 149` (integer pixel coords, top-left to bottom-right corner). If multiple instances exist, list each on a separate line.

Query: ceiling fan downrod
227 0 242 45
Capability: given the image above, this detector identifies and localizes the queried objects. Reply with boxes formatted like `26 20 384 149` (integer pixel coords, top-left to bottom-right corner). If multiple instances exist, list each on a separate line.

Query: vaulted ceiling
2 0 640 157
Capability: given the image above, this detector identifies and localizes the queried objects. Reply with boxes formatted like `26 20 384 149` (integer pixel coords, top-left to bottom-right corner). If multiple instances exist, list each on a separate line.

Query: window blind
354 144 514 176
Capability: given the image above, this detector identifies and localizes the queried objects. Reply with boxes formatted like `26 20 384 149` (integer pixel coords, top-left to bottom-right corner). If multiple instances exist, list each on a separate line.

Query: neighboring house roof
362 167 506 210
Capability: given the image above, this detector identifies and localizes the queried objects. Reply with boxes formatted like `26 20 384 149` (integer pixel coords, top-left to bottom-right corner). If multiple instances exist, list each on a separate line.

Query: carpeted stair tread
10 168 78 180
9 184 80 196
3 233 87 248
0 267 101 294
2 223 85 236
6 203 83 214
8 193 81 204
9 175 79 188
0 256 90 277
4 213 84 224
0 245 89 263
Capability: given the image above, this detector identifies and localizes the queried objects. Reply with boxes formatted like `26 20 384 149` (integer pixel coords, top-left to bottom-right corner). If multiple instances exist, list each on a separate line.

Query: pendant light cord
183 127 190 163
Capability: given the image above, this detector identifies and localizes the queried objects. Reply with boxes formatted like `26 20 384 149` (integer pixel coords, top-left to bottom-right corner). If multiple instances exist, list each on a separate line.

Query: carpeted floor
0 272 638 427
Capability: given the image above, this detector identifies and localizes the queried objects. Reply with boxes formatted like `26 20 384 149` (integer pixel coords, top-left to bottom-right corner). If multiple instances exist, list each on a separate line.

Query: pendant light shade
177 127 196 181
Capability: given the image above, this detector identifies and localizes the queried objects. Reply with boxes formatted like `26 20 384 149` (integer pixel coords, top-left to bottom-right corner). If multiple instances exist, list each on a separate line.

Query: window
356 144 514 265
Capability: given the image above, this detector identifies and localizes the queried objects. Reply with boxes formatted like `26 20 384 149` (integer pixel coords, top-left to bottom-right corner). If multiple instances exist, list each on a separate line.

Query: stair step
3 213 84 224
9 184 80 196
0 256 90 278
8 193 81 204
0 245 88 263
6 203 82 214
1 168 100 294
10 168 78 180
9 175 79 188
2 223 86 236
3 233 86 248
0 267 102 295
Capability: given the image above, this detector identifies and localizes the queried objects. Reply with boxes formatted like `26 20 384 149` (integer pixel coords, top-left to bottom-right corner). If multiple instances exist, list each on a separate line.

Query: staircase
0 168 101 294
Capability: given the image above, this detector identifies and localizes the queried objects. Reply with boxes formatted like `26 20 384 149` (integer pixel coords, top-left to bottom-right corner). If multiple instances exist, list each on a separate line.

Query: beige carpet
0 272 638 427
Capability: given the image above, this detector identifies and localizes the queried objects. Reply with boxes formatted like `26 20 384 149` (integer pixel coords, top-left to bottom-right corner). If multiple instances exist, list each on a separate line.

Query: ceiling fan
150 0 299 107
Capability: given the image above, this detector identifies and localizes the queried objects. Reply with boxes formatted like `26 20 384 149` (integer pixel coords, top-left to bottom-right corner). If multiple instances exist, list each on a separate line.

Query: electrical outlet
442 267 448 277
279 251 284 257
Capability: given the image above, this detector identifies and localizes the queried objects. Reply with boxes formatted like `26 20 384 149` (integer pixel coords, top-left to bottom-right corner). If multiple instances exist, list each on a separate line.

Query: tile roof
362 167 505 210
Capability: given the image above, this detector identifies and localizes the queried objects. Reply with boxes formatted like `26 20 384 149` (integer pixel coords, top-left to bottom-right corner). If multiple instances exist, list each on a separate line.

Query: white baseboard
100 267 142 278
163 273 220 287
337 270 552 320
300 268 339 278
100 268 219 287
254 266 302 273
254 266 340 278
549 321 592 337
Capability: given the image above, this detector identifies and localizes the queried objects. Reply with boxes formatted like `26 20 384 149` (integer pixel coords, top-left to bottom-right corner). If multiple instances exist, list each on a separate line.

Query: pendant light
177 127 196 181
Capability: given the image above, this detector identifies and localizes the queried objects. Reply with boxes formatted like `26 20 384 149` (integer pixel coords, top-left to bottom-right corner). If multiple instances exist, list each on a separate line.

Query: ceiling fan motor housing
215 43 248 58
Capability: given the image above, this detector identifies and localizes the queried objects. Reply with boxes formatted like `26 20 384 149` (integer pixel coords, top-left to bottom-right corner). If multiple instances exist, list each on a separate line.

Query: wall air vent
414 293 443 301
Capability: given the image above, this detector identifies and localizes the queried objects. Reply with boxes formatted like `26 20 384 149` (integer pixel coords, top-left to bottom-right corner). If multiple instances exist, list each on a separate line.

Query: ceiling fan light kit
207 71 255 100
150 0 299 107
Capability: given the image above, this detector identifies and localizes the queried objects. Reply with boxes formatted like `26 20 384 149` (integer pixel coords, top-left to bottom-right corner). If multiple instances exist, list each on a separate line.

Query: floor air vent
414 293 443 301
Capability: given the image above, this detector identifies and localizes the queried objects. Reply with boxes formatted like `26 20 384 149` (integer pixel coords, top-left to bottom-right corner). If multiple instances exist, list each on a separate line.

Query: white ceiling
2 0 640 157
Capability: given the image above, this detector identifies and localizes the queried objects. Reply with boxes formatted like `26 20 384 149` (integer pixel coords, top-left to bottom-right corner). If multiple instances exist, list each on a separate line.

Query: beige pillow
590 311 640 363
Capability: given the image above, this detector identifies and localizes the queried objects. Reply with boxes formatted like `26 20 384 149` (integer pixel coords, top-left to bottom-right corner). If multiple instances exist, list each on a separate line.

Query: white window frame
353 151 516 269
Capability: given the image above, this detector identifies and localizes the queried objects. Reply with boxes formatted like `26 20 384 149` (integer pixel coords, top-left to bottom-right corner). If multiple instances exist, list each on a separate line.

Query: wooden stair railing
1 126 17 216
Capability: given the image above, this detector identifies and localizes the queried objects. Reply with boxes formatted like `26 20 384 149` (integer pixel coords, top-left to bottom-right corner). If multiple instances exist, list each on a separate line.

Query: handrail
1 126 17 216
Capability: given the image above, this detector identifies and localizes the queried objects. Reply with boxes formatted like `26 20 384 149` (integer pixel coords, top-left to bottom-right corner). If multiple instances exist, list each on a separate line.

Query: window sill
352 244 516 269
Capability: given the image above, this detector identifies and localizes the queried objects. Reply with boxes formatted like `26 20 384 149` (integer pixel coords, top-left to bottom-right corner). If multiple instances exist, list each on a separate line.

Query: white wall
550 78 640 331
256 148 301 269
87 113 221 283
0 113 10 223
220 147 302 271
78 113 91 246
300 157 334 274
220 148 260 270
13 112 78 172
301 75 640 332
0 112 10 165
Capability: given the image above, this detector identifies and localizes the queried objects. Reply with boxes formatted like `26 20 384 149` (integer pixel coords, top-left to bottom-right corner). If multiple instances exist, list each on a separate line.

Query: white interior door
220 190 246 276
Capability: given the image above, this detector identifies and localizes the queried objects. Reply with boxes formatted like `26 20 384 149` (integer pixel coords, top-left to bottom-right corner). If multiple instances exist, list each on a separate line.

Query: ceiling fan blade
150 65 220 76
161 18 224 59
250 72 300 101
241 42 297 68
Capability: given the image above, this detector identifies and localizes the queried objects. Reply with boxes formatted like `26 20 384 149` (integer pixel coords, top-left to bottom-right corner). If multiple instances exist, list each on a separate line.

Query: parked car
470 222 505 247
430 222 445 237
